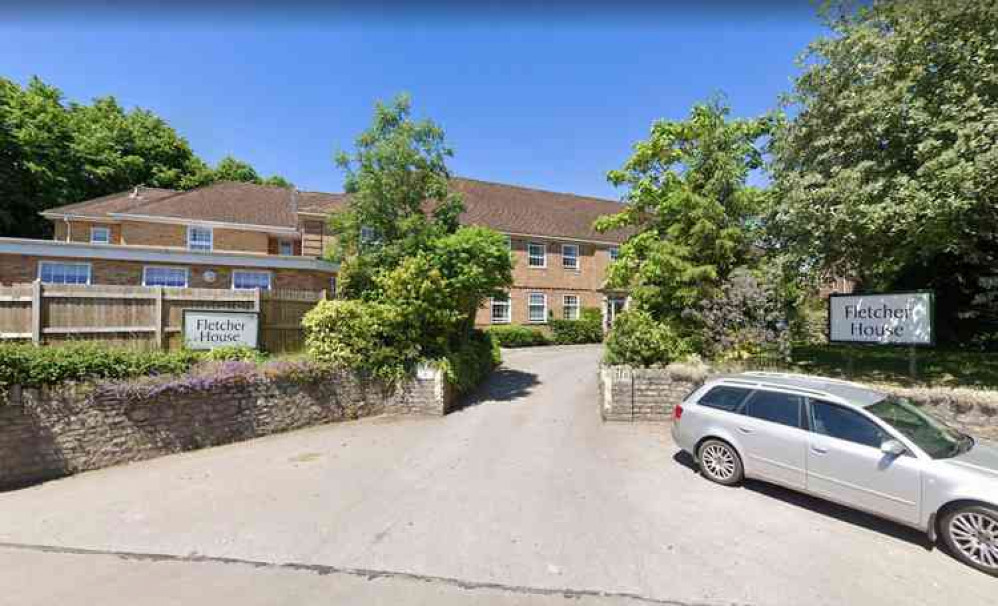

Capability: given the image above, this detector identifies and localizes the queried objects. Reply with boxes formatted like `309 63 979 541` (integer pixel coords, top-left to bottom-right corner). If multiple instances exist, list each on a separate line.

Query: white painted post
30 279 42 346
153 287 164 350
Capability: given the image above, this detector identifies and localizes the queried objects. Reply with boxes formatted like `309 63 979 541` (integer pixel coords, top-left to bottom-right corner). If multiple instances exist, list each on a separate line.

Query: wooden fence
0 282 327 353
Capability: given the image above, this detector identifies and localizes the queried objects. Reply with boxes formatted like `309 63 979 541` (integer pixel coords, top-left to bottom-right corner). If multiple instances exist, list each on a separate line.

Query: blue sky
1 5 826 199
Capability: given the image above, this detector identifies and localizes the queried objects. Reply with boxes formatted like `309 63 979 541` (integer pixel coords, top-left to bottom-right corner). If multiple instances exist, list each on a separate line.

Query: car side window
810 400 887 448
697 386 752 412
742 390 804 429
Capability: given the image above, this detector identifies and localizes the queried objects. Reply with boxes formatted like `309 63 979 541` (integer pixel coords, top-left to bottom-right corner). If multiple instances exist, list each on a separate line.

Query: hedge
550 308 603 344
0 343 276 391
486 325 552 348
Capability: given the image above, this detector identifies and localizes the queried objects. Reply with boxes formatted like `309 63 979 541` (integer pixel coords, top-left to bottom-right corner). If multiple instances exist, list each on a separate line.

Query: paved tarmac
0 345 993 605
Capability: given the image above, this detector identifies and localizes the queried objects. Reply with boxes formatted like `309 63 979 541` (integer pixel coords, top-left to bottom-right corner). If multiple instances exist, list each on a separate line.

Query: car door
734 389 808 489
805 399 922 526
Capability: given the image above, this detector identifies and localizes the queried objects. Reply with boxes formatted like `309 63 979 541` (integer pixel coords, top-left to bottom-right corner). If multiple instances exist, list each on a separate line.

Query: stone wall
599 364 998 440
0 366 454 490
599 365 698 422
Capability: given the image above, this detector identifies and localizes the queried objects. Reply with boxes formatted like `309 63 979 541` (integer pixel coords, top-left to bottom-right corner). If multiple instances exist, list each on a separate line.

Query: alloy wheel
949 511 998 571
700 443 736 482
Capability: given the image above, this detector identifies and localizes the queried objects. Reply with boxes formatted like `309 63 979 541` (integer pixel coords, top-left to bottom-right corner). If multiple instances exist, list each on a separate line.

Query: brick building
0 178 630 327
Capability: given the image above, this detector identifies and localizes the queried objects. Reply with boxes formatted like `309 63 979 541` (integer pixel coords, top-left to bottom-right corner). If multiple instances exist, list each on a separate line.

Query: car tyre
697 439 743 486
940 504 998 577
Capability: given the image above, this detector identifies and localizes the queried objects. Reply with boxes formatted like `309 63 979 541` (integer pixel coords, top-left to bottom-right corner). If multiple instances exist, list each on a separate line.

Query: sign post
828 291 934 379
183 309 260 350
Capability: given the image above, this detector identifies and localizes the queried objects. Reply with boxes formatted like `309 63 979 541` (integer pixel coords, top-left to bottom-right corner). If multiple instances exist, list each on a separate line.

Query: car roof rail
740 371 867 389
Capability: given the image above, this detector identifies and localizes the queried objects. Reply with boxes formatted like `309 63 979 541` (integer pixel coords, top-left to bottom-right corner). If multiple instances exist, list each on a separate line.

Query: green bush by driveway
486 325 551 348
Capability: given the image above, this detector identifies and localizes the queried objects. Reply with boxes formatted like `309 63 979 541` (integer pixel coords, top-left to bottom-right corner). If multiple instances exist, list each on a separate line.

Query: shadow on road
457 367 541 409
670 451 933 550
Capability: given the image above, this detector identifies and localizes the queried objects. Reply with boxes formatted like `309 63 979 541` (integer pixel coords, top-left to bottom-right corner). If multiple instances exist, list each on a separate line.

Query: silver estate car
671 372 998 576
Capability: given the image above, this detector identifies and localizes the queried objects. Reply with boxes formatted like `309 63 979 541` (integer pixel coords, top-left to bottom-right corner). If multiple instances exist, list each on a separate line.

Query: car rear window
697 386 752 412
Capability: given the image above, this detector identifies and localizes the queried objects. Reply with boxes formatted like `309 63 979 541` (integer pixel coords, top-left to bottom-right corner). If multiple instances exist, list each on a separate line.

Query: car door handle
810 445 829 455
737 427 753 434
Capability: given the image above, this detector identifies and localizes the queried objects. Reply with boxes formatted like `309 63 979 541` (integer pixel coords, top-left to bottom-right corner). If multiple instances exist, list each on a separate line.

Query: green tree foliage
595 98 771 352
769 0 998 344
604 309 691 367
0 75 290 239
306 95 512 382
595 100 770 322
328 94 464 291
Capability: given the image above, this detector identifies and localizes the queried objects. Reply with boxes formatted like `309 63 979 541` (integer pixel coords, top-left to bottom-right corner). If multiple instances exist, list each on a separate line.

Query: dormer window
90 226 110 244
188 226 213 251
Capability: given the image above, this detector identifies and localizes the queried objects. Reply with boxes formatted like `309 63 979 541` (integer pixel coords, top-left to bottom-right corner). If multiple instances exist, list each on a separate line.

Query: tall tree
0 75 291 239
769 0 998 343
595 99 771 323
328 93 465 297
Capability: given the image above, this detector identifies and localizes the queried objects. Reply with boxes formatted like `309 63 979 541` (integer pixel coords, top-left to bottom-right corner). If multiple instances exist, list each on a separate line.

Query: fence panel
0 282 324 352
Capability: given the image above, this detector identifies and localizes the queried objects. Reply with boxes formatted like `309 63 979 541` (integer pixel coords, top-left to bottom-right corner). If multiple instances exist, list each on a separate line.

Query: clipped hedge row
0 343 266 390
486 325 551 348
550 308 603 345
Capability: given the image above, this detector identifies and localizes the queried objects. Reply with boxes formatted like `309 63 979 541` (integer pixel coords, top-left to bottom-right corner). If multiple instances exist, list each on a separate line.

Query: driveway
0 345 993 605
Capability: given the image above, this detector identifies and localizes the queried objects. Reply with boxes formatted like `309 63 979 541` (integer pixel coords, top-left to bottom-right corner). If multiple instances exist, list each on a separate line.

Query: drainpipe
64 217 71 242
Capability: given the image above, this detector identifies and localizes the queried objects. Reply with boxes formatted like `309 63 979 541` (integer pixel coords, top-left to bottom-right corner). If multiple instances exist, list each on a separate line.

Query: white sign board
183 310 259 350
829 292 933 345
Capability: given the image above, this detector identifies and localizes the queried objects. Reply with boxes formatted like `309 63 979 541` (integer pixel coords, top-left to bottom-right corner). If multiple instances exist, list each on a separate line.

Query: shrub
202 345 267 363
486 325 551 348
604 310 691 367
439 330 501 394
550 307 603 345
0 343 201 389
302 299 420 382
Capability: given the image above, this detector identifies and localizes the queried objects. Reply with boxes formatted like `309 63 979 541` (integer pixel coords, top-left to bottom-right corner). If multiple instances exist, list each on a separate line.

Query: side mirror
881 439 907 457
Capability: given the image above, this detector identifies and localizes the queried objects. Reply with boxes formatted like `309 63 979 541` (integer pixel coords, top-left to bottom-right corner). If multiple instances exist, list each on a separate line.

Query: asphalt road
0 345 994 605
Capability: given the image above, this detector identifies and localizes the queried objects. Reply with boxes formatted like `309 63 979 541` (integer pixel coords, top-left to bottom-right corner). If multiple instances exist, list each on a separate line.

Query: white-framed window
90 226 110 244
490 293 511 324
609 246 620 262
527 242 546 268
278 239 294 256
528 292 547 323
232 270 271 290
188 226 213 251
562 243 579 270
563 294 580 320
38 261 91 285
503 235 512 250
142 266 188 288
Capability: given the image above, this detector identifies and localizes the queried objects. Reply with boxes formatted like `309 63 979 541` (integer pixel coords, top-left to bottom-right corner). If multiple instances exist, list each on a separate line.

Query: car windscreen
866 396 969 459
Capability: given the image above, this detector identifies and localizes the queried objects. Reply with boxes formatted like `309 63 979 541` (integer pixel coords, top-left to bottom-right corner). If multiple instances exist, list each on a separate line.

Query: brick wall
475 286 605 327
120 221 187 248
472 237 616 327
0 366 455 490
0 254 334 291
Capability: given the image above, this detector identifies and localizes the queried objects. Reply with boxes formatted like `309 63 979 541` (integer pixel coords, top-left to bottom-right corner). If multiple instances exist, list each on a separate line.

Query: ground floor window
491 294 511 324
528 292 547 323
232 270 271 290
142 266 188 288
563 294 580 320
38 261 91 285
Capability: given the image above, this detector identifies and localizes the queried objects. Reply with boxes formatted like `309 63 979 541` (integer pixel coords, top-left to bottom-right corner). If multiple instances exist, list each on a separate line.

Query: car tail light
673 403 683 421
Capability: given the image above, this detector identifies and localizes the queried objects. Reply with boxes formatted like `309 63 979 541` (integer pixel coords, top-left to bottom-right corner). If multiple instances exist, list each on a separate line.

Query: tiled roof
41 178 631 244
297 191 349 214
114 181 298 228
43 187 178 217
451 178 628 244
